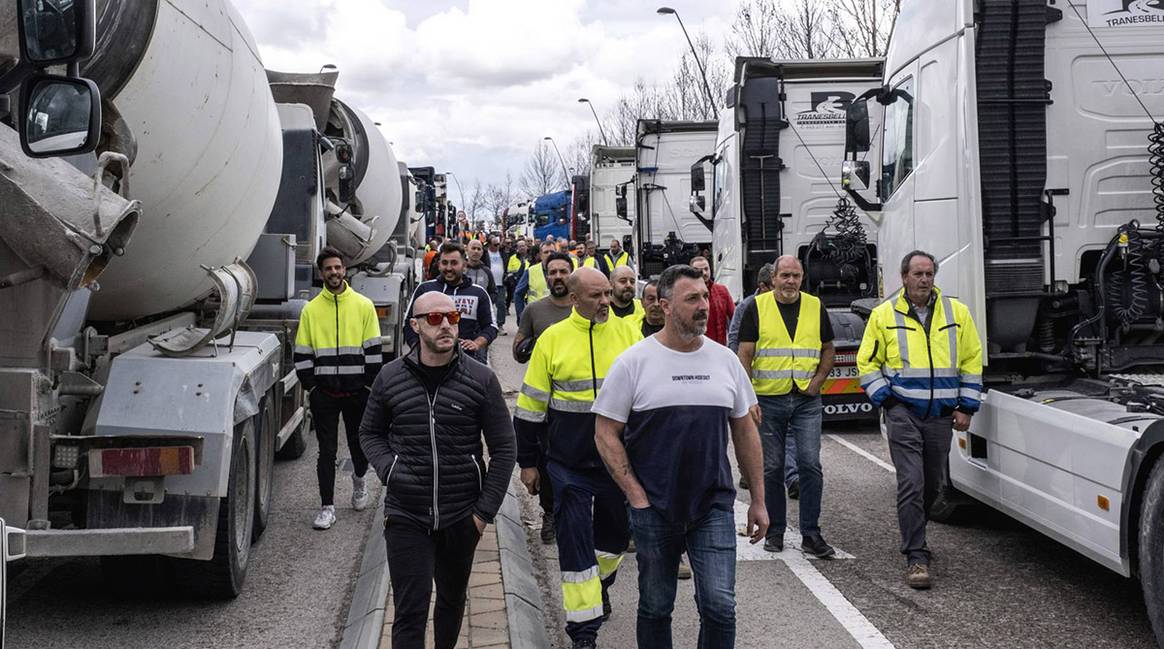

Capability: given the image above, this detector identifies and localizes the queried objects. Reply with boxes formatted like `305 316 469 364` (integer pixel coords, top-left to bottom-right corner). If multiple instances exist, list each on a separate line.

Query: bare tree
483 172 514 221
728 0 785 59
465 179 488 224
520 141 566 199
610 79 664 147
830 0 898 58
565 130 601 178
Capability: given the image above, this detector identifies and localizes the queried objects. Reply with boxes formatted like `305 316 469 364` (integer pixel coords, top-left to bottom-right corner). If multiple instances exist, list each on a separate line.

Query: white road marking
781 549 898 649
733 502 854 560
731 500 895 648
828 434 896 474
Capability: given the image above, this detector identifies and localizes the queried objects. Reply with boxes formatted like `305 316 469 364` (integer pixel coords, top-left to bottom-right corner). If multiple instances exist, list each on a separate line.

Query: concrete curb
497 477 551 648
338 504 389 649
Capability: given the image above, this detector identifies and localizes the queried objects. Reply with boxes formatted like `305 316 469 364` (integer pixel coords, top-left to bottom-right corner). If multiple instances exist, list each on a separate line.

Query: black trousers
309 388 370 506
538 453 555 517
385 515 482 649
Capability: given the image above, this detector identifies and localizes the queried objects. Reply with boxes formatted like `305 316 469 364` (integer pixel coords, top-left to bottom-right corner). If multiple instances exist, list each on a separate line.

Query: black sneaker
573 640 597 649
763 536 783 552
801 534 836 559
787 479 800 500
601 588 612 621
540 514 556 544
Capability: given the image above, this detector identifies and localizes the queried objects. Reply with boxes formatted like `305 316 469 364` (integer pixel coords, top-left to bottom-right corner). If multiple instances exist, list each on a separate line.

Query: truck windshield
881 77 915 199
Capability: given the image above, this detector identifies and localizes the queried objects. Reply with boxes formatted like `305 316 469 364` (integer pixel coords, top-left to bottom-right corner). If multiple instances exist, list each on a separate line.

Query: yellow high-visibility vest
751 291 822 396
526 263 549 305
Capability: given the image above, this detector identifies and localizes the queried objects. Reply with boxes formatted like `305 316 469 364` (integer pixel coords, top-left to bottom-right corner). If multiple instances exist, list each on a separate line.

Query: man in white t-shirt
593 264 768 649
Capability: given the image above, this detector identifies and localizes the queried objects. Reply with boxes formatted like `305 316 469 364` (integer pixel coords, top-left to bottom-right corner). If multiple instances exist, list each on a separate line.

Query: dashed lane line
827 434 896 474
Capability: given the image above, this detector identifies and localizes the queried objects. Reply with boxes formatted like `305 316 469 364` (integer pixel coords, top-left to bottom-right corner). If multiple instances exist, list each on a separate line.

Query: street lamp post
444 170 467 214
542 136 571 188
577 98 609 145
656 6 716 120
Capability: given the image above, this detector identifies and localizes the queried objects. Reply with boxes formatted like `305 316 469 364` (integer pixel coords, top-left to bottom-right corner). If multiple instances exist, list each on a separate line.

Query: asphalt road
5 430 379 649
489 316 1159 649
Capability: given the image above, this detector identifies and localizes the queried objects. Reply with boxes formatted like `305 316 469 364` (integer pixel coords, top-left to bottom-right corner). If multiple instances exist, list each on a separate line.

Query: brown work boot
906 563 931 590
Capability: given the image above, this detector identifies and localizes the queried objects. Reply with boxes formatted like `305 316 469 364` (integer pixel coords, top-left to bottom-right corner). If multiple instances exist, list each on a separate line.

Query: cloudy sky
234 0 740 202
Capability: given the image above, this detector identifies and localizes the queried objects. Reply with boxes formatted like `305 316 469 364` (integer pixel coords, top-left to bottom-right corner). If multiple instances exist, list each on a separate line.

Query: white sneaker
352 476 370 511
313 505 336 530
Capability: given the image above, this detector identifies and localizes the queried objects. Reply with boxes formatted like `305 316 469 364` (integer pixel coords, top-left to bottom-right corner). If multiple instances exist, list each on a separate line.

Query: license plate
828 366 859 379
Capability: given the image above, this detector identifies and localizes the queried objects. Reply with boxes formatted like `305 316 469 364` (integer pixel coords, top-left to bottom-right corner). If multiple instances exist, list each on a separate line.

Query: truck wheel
253 397 276 541
1139 459 1164 642
172 417 256 598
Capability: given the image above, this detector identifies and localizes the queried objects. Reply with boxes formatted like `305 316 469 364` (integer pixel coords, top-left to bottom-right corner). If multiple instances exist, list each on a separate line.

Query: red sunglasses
416 311 461 326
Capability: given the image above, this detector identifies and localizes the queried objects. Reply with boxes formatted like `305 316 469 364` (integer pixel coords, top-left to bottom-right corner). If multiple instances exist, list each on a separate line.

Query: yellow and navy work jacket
613 298 645 331
525 263 549 305
857 287 983 417
294 282 383 394
513 309 642 469
751 291 822 396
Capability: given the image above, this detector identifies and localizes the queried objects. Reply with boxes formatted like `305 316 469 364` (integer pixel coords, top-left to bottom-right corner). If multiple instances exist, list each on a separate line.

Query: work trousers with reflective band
631 505 737 649
310 388 369 507
546 460 629 643
884 404 953 565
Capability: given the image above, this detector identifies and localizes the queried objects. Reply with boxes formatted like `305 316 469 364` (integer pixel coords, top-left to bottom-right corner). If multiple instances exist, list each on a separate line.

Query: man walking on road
736 255 836 558
690 256 734 346
599 238 631 277
594 264 768 649
640 280 664 337
512 251 576 544
294 247 382 530
514 267 642 649
486 236 508 332
360 291 516 649
609 266 645 327
404 241 497 364
728 263 799 497
857 251 982 590
514 241 558 323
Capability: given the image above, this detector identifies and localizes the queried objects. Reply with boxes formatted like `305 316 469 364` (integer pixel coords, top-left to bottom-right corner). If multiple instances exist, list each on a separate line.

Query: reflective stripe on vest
752 291 822 396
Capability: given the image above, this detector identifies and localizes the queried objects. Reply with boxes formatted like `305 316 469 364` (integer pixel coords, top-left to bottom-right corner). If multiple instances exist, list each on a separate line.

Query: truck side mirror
615 184 628 219
845 98 871 155
841 160 870 191
334 140 355 204
19 75 101 158
690 161 706 192
18 0 95 65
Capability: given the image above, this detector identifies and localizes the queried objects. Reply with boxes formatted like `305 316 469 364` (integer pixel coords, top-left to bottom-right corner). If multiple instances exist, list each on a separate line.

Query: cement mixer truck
0 0 410 599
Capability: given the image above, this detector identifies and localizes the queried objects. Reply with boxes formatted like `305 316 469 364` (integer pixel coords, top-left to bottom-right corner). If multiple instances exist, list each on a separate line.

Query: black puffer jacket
359 346 516 529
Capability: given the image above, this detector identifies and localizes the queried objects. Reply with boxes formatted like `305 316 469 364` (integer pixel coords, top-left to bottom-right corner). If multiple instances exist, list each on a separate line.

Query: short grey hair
900 250 938 275
756 263 775 287
657 264 704 301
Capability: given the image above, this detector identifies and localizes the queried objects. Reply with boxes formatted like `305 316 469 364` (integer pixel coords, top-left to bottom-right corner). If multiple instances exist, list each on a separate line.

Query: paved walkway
378 526 511 649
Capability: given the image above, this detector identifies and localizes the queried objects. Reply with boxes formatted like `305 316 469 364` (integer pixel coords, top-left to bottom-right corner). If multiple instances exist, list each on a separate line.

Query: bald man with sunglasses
361 291 516 649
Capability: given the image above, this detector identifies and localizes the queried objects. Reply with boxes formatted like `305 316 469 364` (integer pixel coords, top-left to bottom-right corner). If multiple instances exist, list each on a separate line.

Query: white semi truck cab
844 0 1164 640
587 145 636 251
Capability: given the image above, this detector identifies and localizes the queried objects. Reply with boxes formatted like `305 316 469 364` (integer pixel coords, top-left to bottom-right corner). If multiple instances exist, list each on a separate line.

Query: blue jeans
758 393 823 538
630 505 736 649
